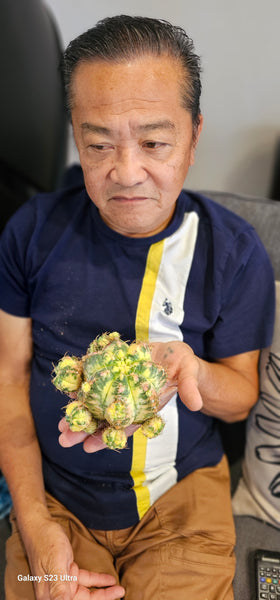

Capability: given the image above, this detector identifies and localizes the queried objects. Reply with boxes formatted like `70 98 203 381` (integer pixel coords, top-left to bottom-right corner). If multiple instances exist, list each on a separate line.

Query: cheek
82 169 104 206
82 161 107 189
161 165 178 189
164 154 192 187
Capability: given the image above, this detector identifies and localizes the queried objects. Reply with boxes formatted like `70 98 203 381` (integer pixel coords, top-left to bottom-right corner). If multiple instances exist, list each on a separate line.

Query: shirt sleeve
0 201 36 317
206 226 276 358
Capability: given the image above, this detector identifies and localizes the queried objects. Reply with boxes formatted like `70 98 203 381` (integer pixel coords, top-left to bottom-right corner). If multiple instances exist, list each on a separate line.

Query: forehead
70 55 186 115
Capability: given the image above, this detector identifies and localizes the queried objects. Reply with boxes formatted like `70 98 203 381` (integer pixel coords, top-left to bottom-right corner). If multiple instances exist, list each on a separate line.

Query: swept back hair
61 15 202 128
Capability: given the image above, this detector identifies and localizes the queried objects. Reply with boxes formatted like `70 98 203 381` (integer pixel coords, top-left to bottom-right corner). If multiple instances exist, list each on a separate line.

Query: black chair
270 139 280 200
0 2 68 595
0 0 68 232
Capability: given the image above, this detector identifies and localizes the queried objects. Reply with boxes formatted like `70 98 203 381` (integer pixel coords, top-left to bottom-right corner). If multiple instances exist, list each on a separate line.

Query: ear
190 114 203 166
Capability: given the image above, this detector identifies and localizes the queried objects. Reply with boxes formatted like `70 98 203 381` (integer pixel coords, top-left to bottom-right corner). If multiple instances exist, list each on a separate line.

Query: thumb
47 560 76 600
177 372 203 411
48 576 72 600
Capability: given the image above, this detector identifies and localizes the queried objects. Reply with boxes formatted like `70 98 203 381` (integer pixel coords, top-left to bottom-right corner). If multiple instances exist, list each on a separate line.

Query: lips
110 196 149 202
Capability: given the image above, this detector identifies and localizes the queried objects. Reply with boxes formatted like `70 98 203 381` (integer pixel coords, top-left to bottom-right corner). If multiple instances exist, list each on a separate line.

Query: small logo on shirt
162 298 173 315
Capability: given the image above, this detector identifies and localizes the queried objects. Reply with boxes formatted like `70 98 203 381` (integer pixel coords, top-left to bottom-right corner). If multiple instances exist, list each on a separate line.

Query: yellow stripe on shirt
131 239 165 519
134 240 165 342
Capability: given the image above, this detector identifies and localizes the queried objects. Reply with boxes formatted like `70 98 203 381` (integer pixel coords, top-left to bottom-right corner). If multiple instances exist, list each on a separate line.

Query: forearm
152 342 260 424
197 353 259 422
0 382 50 535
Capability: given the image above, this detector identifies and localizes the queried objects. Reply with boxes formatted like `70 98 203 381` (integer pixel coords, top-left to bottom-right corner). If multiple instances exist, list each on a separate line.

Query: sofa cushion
200 191 280 280
233 515 280 600
232 280 280 527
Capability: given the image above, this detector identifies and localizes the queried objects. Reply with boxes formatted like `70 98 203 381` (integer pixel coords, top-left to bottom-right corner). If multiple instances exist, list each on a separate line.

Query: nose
109 148 148 187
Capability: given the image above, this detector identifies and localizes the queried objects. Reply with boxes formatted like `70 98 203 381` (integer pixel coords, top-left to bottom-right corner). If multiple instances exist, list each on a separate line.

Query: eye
89 144 114 152
143 141 167 149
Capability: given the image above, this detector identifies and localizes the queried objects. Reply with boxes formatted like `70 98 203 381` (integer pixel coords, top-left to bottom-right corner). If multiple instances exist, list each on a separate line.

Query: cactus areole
52 332 167 449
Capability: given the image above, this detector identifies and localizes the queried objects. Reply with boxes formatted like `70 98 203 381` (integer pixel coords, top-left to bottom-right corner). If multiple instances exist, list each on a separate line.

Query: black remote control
255 549 280 599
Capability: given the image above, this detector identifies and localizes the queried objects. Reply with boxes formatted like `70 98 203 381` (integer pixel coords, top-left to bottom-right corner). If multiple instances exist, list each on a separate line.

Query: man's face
71 54 203 237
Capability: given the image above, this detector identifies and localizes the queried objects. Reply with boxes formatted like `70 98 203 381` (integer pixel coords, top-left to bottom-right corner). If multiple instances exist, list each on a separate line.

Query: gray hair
61 15 202 128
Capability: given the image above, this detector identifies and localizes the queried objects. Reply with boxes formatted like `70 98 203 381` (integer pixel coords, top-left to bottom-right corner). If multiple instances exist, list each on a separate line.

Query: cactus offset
65 400 98 434
52 332 167 449
52 356 83 394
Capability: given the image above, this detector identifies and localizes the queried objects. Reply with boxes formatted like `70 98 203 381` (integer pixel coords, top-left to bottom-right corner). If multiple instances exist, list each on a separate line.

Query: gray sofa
0 190 279 599
204 191 280 600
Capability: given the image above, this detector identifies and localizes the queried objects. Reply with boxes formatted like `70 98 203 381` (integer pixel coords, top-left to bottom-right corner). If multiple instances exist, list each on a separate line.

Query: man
0 15 275 600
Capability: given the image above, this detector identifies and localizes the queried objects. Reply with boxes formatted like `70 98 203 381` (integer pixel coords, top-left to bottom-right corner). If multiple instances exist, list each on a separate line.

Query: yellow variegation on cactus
52 332 167 449
52 356 82 394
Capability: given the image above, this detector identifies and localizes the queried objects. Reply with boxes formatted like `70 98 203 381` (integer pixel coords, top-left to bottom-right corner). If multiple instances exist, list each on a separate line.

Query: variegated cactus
52 332 167 449
52 356 83 394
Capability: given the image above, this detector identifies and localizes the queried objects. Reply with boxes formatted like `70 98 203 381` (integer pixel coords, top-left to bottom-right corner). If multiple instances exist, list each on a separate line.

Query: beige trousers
5 455 236 600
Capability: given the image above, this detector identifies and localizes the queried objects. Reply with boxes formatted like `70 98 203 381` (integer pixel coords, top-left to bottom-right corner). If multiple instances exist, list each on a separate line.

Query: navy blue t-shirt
0 184 275 528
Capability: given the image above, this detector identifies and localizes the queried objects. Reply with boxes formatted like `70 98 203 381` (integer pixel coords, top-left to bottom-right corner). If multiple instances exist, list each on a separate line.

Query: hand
58 419 139 453
58 382 177 453
23 516 125 600
58 340 203 453
150 341 203 411
58 339 202 453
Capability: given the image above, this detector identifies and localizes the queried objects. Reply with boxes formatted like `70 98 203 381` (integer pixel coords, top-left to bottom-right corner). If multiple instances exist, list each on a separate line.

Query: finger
123 423 139 437
151 342 203 411
70 567 125 600
48 577 72 600
59 428 90 447
74 585 125 600
77 570 120 587
177 373 203 411
34 581 52 600
58 417 68 432
44 559 77 600
83 432 107 453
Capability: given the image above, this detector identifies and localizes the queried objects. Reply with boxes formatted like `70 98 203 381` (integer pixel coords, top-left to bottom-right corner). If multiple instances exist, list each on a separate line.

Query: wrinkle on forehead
97 96 164 106
81 118 176 138
71 56 184 112
75 95 179 118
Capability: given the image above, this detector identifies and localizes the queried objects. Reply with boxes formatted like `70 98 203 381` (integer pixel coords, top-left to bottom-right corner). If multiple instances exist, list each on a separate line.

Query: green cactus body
65 401 98 433
140 415 165 438
126 341 151 363
53 332 167 449
87 331 121 354
82 352 107 381
126 377 158 423
81 369 120 419
102 427 127 450
52 356 82 393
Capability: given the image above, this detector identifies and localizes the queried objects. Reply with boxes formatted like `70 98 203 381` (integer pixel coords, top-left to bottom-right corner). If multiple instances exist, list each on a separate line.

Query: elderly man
0 15 275 600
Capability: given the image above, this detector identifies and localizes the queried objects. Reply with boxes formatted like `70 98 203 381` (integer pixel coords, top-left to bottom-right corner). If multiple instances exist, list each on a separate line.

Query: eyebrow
80 119 176 135
137 120 176 133
81 123 111 135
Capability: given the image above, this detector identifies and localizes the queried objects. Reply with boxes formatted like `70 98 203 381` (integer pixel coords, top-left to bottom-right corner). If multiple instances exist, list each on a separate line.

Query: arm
0 310 46 528
154 342 260 422
197 349 260 421
0 309 124 600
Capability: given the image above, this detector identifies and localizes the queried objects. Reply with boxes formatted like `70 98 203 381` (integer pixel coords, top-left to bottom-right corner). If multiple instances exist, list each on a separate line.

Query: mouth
110 196 149 203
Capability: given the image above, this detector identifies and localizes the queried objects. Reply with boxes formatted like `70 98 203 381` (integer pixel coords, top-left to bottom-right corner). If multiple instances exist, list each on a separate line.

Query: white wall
44 0 280 198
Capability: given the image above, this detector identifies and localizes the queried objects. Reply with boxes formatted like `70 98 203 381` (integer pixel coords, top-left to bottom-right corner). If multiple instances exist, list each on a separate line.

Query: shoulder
0 181 88 248
179 189 254 238
179 190 274 292
179 189 267 261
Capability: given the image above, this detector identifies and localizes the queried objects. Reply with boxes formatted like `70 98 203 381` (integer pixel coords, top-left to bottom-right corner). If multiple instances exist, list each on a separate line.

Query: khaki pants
5 455 236 600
